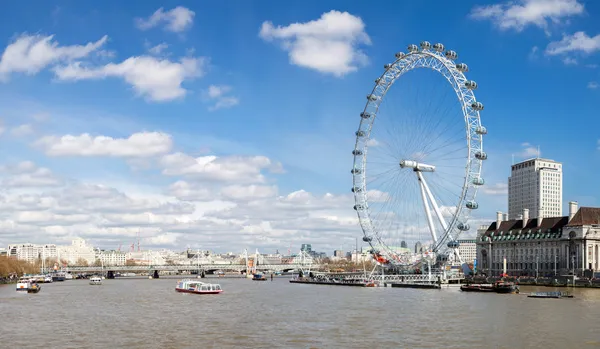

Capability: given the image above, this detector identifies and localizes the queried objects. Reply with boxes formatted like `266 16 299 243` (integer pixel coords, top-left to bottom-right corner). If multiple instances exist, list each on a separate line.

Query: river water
1 276 600 348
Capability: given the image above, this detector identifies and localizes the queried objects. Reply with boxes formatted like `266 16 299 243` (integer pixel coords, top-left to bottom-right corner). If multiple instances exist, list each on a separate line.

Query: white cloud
159 152 277 183
148 43 169 55
588 81 598 89
53 55 206 102
207 85 231 99
165 180 212 201
546 32 600 55
528 46 539 60
204 85 239 111
135 7 195 33
0 34 108 81
563 57 577 65
35 131 173 157
366 138 380 147
220 185 278 201
10 124 34 137
0 161 62 188
0 156 364 252
516 142 540 158
481 183 508 196
259 10 371 77
469 0 585 33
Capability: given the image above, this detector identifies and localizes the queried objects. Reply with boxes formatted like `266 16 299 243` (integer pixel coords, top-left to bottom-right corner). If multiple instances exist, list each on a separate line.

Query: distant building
400 241 407 248
57 238 96 265
457 239 476 263
7 243 57 263
301 244 312 252
333 250 344 258
477 202 600 277
508 157 562 220
96 250 127 266
415 241 422 254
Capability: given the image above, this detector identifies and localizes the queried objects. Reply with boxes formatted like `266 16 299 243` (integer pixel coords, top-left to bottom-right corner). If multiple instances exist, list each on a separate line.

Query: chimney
538 207 544 227
522 208 529 226
569 201 578 222
496 211 503 228
503 213 508 221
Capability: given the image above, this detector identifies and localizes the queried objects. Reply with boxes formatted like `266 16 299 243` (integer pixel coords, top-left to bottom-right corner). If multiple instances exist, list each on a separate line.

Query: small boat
494 280 519 294
528 291 573 299
460 284 495 292
51 272 66 282
28 283 41 294
16 277 32 292
89 276 103 285
16 278 41 293
252 273 267 281
175 279 223 294
364 280 379 287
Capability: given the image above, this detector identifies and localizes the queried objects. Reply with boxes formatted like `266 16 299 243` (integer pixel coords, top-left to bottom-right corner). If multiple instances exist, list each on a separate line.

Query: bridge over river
48 262 320 278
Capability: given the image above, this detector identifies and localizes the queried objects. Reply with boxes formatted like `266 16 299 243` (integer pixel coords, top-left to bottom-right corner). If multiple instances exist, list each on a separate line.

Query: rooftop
514 157 560 165
479 207 600 242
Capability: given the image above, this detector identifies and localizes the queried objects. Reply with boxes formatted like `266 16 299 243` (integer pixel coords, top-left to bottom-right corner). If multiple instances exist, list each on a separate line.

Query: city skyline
0 0 599 252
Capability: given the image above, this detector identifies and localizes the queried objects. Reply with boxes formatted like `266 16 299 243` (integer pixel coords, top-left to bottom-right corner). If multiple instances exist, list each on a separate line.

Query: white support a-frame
415 169 449 247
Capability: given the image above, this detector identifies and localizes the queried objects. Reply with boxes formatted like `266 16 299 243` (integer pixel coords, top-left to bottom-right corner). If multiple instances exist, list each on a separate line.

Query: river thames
1 277 600 348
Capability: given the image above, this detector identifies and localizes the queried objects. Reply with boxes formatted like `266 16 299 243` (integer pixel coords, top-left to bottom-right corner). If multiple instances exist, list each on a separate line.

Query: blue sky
0 0 598 253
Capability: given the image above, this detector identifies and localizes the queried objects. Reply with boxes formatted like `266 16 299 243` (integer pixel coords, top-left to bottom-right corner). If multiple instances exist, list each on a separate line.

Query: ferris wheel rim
351 43 486 266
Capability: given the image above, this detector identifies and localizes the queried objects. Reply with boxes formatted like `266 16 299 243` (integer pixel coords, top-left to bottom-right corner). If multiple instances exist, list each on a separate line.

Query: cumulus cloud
148 43 169 55
516 142 540 158
546 31 600 55
10 124 34 137
0 157 363 252
588 82 598 89
159 152 278 183
35 131 173 157
220 185 278 201
259 10 371 77
0 161 63 188
0 34 108 81
53 56 206 102
164 180 213 201
203 85 239 111
469 0 585 33
135 7 195 33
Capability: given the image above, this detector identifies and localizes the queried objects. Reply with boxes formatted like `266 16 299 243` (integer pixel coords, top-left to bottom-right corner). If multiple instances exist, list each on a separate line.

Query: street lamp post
572 255 575 287
554 254 557 276
536 255 539 279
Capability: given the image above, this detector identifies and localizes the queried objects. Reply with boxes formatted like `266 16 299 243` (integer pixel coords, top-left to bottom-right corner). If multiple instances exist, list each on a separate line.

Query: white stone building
457 239 476 263
477 202 600 277
7 243 58 263
96 250 127 266
508 157 562 220
57 238 96 265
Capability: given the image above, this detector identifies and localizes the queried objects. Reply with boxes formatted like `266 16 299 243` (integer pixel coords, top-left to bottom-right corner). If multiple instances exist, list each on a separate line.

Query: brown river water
1 276 600 349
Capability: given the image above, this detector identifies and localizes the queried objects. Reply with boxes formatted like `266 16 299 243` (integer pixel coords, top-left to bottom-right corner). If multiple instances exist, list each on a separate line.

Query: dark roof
482 216 569 238
567 207 600 226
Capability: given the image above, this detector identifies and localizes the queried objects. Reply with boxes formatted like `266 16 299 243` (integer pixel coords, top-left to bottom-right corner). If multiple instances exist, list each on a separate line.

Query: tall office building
508 157 562 219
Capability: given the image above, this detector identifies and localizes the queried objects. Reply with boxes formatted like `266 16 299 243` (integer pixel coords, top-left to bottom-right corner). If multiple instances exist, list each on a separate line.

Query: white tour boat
16 277 41 293
89 276 103 285
175 279 223 294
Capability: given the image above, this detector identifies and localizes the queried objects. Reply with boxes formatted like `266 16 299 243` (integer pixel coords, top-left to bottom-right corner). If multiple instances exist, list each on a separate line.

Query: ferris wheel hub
399 160 436 172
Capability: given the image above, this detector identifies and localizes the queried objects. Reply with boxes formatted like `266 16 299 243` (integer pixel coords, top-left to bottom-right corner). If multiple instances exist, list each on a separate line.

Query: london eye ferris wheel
351 41 487 270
